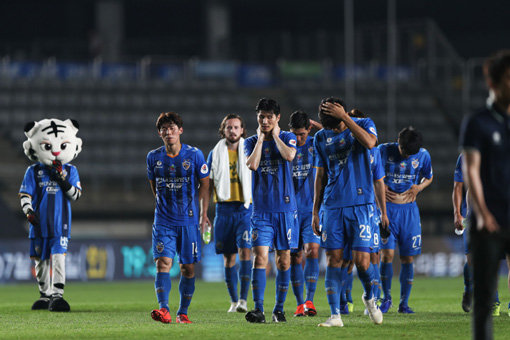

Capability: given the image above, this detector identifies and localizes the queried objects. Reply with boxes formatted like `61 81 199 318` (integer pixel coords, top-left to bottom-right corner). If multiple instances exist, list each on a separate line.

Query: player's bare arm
463 150 500 233
199 176 211 234
246 128 264 171
320 102 377 149
401 177 433 203
149 179 157 198
374 178 389 228
309 119 323 130
272 123 296 162
312 167 326 236
452 181 465 231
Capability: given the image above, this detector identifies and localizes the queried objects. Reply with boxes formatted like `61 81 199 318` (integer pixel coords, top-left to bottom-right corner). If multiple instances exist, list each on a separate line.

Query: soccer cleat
461 291 471 313
151 308 172 324
318 315 344 327
228 301 238 313
176 314 192 324
347 302 354 313
362 295 383 325
294 304 305 317
245 309 266 323
272 310 287 323
304 300 317 316
48 295 70 312
379 298 393 313
340 303 349 315
398 305 415 314
236 299 248 313
31 294 50 310
492 302 501 317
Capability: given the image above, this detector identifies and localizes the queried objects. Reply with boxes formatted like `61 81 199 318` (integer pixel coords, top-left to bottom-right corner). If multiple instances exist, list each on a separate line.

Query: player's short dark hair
289 110 310 130
156 112 183 130
349 109 368 118
398 126 422 156
484 50 510 85
218 114 246 139
318 97 345 129
255 98 280 116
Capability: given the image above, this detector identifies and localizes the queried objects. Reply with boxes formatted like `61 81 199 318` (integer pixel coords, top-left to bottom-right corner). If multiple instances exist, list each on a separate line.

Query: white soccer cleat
362 295 383 325
236 299 248 313
228 301 238 313
318 314 344 327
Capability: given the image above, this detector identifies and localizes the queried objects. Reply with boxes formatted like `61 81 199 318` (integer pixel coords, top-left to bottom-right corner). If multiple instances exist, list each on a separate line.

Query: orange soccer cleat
151 308 172 324
304 300 317 316
176 314 192 324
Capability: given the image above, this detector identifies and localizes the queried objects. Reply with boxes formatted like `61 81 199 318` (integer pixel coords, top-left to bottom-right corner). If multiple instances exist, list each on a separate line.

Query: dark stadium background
0 0 507 283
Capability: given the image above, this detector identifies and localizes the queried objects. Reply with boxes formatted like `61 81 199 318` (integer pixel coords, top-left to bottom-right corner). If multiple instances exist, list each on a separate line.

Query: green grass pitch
1 277 510 339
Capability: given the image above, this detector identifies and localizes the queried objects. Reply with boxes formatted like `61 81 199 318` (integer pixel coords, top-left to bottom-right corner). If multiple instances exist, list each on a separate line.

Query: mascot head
23 118 82 166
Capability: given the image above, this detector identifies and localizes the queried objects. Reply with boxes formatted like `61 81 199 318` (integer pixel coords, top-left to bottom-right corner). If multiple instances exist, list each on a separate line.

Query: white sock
51 254 66 297
34 258 51 297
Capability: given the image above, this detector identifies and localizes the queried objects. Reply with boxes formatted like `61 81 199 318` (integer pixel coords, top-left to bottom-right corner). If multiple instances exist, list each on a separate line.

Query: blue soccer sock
273 268 290 313
252 268 266 312
463 262 472 293
381 262 393 300
177 276 195 315
372 263 381 300
225 264 239 302
155 272 171 311
345 270 353 303
339 267 348 306
495 290 500 304
290 263 305 306
358 264 375 300
239 260 252 301
399 263 413 307
325 266 342 315
304 258 319 302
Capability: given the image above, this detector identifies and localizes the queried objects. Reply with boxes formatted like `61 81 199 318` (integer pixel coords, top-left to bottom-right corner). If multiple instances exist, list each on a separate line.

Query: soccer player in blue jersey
313 97 383 327
207 114 252 313
378 127 433 314
244 98 298 323
147 112 210 324
288 110 323 317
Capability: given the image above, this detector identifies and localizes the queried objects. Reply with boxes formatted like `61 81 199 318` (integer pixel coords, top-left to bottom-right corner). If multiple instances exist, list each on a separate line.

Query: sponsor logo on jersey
182 160 191 171
399 162 406 169
156 160 163 169
493 131 501 145
327 137 333 144
339 138 346 147
188 209 194 217
412 159 419 169
38 170 44 176
357 188 363 195
169 164 176 173
156 242 164 253
370 154 374 164
289 139 297 146
296 152 303 160
284 195 290 204
46 186 59 194
200 164 208 174
369 127 377 135
264 147 271 156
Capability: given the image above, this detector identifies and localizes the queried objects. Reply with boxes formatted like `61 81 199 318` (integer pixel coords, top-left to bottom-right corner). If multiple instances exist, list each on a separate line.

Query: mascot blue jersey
19 163 81 239
292 136 315 211
147 144 209 227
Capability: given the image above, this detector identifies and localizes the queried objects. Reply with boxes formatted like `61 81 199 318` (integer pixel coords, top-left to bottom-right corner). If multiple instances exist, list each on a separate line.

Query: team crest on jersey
200 164 208 174
381 238 388 245
289 139 297 146
156 242 164 253
252 230 258 242
412 159 419 169
369 127 376 135
182 159 191 171
169 164 176 173
308 146 314 154
264 147 271 156
399 162 406 169
370 154 374 164
322 231 327 242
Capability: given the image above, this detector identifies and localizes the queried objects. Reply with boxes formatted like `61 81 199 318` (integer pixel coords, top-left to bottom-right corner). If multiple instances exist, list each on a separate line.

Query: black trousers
470 226 510 340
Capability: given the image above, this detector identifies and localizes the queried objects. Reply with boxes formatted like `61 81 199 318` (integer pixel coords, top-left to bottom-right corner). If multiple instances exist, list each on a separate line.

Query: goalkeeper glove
26 209 40 226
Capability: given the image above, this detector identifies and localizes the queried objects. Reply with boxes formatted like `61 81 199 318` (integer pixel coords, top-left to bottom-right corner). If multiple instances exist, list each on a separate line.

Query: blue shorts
321 204 374 253
152 224 201 264
380 202 422 256
30 236 69 260
251 211 298 250
292 211 320 253
214 202 252 255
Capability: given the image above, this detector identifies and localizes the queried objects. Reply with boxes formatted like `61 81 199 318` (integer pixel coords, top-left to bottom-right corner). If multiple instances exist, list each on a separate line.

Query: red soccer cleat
151 308 172 324
294 304 305 317
176 314 192 324
304 300 317 316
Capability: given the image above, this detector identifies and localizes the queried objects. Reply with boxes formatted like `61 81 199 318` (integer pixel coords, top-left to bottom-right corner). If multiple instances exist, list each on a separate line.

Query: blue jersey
314 117 378 208
19 163 81 239
454 154 468 217
244 131 297 213
378 143 433 193
147 144 209 227
292 136 315 211
371 147 385 181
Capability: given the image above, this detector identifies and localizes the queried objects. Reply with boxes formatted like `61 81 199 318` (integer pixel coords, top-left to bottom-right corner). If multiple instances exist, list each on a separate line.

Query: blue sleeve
454 154 463 183
196 149 209 179
68 165 81 190
313 132 326 168
244 136 255 157
281 131 297 149
373 149 385 181
146 152 155 181
420 150 433 180
460 114 481 151
19 167 35 196
360 118 378 138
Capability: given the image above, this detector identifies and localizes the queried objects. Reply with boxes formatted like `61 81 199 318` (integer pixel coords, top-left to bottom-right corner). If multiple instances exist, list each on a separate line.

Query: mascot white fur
19 118 82 312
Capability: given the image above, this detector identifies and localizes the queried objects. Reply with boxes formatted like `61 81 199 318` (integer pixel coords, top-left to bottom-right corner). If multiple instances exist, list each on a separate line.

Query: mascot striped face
23 118 82 166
